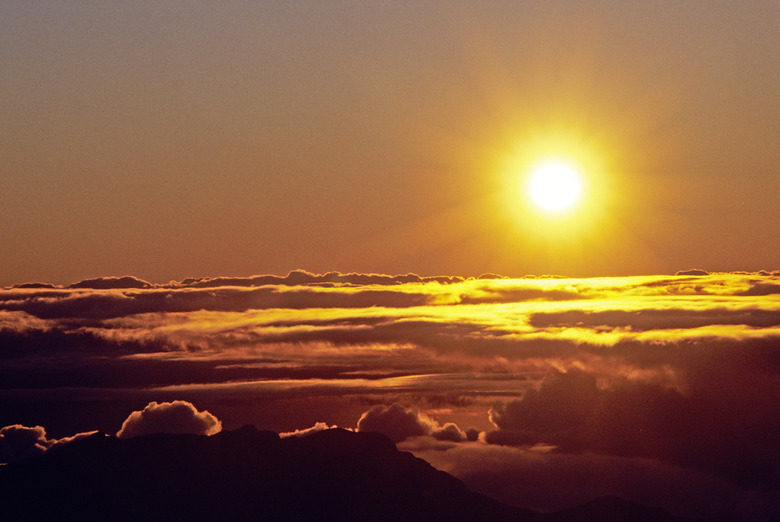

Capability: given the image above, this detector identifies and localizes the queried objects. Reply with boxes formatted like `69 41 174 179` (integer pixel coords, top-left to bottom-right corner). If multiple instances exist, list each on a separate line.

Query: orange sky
2 2 779 286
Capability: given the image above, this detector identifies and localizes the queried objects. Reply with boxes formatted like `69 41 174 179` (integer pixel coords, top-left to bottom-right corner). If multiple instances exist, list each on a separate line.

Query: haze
3 2 779 286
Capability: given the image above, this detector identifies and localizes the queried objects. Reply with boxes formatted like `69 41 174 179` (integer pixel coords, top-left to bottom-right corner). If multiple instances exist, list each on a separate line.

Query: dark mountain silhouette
545 495 694 522
0 427 697 521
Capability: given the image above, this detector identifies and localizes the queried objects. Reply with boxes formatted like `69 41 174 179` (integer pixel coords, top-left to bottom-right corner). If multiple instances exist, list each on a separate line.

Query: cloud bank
2 270 780 519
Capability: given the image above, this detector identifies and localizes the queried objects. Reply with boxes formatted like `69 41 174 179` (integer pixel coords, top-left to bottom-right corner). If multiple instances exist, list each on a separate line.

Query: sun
527 160 583 213
496 131 611 237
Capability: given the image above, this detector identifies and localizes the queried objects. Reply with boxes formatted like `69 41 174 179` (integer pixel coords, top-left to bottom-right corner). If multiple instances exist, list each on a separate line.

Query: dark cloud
740 282 780 296
179 270 464 288
0 285 432 320
464 427 481 442
356 403 471 444
0 319 178 361
0 424 95 463
116 401 221 439
529 307 780 330
0 424 48 462
69 276 152 289
486 367 780 488
10 282 57 289
0 352 309 390
432 422 467 442
675 269 710 276
357 403 436 442
488 369 600 450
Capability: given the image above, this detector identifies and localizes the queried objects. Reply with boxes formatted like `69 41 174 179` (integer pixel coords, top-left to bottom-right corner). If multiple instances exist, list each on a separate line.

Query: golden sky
3 6 780 517
2 2 779 285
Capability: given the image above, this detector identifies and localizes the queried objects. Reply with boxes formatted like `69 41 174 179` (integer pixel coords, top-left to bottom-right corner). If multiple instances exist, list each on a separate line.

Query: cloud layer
2 270 780 519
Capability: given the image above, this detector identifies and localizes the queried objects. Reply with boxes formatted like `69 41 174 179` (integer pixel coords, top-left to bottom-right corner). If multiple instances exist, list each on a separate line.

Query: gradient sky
4 6 780 519
3 1 779 286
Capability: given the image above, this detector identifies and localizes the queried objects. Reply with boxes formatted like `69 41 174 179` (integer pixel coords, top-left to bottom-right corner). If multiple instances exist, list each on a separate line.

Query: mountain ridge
0 426 698 521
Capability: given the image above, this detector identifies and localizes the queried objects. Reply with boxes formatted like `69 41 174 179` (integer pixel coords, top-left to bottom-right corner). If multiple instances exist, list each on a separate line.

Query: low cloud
528 307 780 330
280 421 338 438
410 442 753 520
356 403 438 442
356 403 470 443
486 367 780 488
432 422 467 442
10 282 56 289
0 424 96 463
0 424 48 462
3 270 780 518
116 401 222 439
675 268 710 276
69 276 153 289
177 269 465 288
0 284 433 320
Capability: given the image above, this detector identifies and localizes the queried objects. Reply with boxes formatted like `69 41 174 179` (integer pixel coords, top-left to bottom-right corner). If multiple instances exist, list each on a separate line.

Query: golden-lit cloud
116 401 221 439
2 270 780 518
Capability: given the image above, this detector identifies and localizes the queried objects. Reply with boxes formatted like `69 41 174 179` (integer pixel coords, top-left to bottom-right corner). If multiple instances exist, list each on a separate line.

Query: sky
2 1 780 286
3 2 780 520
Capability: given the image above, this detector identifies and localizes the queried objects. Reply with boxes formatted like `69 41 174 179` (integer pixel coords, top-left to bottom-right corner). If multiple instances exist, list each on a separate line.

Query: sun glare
496 131 614 245
528 160 583 213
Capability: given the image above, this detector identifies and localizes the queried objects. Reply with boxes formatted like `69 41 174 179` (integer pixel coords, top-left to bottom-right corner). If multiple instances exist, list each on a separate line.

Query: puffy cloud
488 368 600 450
0 424 48 462
356 403 471 444
432 422 467 442
116 401 222 439
486 367 780 488
356 403 437 442
0 424 96 463
464 427 481 442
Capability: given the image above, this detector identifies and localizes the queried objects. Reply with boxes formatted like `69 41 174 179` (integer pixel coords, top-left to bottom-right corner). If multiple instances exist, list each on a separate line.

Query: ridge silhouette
0 427 696 521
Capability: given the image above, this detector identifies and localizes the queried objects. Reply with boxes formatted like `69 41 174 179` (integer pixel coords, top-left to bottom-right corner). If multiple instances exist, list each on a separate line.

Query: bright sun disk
527 161 583 213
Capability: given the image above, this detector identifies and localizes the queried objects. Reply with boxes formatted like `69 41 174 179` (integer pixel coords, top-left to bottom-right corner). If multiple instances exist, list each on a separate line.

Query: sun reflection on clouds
3 271 779 394
3 270 780 518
